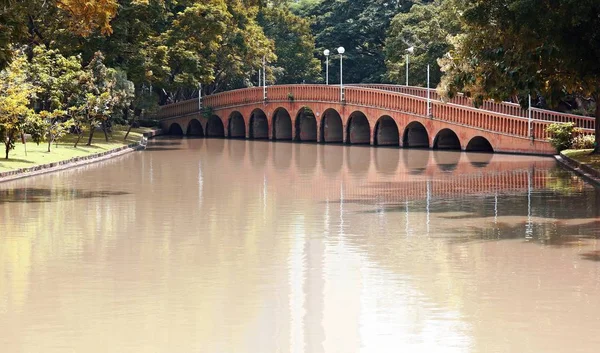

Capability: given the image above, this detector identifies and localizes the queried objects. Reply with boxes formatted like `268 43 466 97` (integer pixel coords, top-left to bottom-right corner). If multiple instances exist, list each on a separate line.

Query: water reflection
433 150 460 172
0 188 129 203
1 139 600 353
319 144 343 175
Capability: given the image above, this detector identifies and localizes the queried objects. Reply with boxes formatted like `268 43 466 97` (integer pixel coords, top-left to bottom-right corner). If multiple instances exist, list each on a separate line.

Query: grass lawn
562 149 600 170
0 126 153 172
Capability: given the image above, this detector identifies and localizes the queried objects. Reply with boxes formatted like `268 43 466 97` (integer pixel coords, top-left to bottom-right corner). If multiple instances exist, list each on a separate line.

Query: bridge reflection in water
2 138 600 353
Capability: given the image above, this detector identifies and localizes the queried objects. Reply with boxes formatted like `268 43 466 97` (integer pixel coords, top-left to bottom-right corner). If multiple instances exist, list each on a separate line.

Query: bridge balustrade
531 108 595 131
154 99 197 119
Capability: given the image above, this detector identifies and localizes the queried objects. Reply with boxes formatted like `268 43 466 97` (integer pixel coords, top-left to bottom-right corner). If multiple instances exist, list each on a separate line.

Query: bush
571 134 595 150
546 122 579 152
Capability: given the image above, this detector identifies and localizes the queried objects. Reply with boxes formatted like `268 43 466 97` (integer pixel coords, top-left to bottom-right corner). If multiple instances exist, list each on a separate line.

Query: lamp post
337 46 345 101
262 56 266 101
324 49 330 85
405 46 414 86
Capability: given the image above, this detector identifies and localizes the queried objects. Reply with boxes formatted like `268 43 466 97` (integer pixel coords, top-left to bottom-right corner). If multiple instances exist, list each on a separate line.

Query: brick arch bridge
155 85 595 155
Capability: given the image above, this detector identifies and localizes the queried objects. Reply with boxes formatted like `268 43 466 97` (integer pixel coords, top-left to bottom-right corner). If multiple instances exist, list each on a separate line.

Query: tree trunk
594 94 600 154
124 123 133 141
5 141 9 159
47 133 53 152
102 121 109 142
87 124 95 146
74 132 82 148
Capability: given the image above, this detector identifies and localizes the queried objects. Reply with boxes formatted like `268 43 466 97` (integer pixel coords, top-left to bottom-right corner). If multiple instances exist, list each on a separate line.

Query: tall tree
258 4 321 84
307 0 421 83
0 50 35 159
438 0 600 150
0 0 120 69
385 0 461 87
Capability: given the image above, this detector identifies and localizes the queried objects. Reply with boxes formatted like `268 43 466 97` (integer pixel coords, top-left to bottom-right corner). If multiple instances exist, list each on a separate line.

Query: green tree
0 50 35 159
438 0 600 150
0 0 121 70
28 46 87 151
258 4 321 84
307 0 423 83
82 52 134 145
385 0 461 87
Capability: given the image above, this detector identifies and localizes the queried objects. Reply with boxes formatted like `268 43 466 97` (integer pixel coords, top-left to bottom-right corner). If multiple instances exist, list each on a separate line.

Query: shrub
546 122 579 152
571 134 595 150
287 92 294 101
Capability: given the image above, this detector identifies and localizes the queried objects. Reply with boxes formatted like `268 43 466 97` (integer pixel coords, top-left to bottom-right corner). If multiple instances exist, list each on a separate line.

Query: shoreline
0 129 162 184
555 152 600 187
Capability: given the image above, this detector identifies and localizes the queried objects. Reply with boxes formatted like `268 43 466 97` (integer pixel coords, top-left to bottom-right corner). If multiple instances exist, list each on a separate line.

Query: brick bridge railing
153 84 594 154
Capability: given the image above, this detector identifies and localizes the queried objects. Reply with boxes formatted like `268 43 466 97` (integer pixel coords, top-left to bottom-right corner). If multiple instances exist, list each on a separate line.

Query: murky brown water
1 138 600 353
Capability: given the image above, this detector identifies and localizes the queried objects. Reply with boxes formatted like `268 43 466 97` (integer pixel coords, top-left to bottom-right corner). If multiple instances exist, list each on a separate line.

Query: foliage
546 122 579 153
201 106 215 119
438 0 600 150
572 134 596 150
0 50 35 159
307 0 424 83
0 0 120 70
258 5 321 84
385 0 460 87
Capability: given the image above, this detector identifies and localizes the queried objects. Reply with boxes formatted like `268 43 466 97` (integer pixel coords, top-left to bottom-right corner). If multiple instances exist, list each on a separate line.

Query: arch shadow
402 121 429 148
187 119 204 137
466 136 494 153
347 111 370 145
250 109 269 139
228 111 246 138
168 122 184 136
273 108 292 140
206 115 225 137
374 116 399 146
320 108 343 143
433 128 461 150
295 107 317 142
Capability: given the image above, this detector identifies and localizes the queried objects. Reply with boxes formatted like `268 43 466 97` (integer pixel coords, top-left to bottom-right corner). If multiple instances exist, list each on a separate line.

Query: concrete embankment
0 129 162 183
555 152 600 187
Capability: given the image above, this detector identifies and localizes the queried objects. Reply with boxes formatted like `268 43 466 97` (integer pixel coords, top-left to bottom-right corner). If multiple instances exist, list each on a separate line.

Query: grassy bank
0 126 152 172
561 149 600 171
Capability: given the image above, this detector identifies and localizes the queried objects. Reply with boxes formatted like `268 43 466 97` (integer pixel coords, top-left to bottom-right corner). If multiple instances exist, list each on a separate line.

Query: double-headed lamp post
405 46 414 86
324 49 330 85
337 46 345 101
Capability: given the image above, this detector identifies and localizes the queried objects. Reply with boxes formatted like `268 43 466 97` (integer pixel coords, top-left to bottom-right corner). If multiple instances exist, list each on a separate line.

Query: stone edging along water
555 152 600 187
0 129 163 184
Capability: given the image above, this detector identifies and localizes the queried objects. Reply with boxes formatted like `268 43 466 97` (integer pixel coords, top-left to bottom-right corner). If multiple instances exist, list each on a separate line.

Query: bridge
155 84 596 155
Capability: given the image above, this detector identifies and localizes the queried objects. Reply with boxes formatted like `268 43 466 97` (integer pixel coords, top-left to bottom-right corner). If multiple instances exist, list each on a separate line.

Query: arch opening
168 122 184 136
466 136 494 153
320 108 343 143
402 121 429 148
346 111 370 145
206 115 224 137
186 119 204 137
249 109 269 139
228 112 246 138
374 116 399 146
273 108 292 140
295 107 317 142
433 128 461 150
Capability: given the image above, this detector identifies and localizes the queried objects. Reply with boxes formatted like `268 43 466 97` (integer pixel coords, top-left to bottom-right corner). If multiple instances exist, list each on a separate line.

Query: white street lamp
337 46 345 101
324 49 330 85
406 46 414 86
